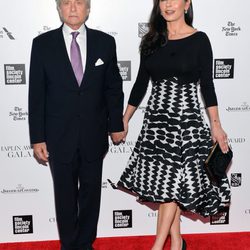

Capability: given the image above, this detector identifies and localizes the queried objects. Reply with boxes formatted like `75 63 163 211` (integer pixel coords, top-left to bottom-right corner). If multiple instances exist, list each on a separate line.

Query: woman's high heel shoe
182 239 187 250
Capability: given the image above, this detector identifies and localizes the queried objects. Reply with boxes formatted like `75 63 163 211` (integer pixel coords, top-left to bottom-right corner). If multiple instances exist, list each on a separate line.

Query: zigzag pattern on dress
118 77 231 217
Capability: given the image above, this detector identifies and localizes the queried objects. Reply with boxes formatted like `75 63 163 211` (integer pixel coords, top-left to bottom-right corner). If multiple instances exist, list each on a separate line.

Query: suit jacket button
79 91 84 96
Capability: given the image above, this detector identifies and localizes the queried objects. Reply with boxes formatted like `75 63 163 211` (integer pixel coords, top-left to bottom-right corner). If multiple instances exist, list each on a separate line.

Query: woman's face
159 0 190 23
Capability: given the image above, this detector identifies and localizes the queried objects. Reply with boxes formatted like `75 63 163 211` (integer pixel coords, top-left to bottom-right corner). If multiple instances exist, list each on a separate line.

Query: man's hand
111 132 125 145
33 142 49 165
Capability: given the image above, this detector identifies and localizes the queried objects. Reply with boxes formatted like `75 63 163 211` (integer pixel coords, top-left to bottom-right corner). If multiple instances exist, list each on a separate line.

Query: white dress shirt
62 23 87 73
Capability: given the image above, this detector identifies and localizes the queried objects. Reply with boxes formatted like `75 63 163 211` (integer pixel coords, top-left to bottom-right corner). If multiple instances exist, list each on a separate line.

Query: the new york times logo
4 64 26 85
9 107 28 121
113 210 132 229
222 21 241 37
1 184 39 195
214 59 234 79
95 26 118 37
118 61 131 81
210 207 229 225
1 145 32 158
13 215 33 234
138 23 149 38
0 27 15 39
231 173 242 187
38 25 51 35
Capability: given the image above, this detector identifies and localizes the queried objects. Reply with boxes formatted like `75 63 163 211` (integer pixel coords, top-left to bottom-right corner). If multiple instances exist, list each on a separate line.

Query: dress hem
117 181 230 217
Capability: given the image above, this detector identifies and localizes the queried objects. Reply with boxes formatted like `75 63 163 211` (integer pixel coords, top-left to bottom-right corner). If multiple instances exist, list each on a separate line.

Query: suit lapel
81 26 96 88
54 25 97 89
55 26 81 88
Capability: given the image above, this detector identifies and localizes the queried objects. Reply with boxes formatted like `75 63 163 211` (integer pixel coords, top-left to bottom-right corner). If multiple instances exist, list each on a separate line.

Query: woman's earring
184 9 188 14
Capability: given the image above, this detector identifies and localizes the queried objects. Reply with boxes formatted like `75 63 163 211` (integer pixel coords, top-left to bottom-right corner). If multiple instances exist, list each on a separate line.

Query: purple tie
70 32 83 85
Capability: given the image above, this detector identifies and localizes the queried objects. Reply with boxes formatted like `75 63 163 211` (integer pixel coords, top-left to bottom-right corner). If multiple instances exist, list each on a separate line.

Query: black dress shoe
182 238 187 250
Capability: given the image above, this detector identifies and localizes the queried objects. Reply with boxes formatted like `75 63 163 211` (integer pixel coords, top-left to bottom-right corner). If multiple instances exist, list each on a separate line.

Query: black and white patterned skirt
118 77 231 217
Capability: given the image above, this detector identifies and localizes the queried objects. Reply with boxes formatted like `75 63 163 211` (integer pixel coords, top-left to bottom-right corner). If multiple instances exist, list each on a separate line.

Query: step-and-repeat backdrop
0 0 249 243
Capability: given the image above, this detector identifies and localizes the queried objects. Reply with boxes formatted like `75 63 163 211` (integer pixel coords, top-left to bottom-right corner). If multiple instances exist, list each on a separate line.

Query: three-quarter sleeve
128 54 150 107
198 33 218 108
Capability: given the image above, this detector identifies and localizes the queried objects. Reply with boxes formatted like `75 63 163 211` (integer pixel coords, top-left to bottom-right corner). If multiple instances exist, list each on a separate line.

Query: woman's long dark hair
140 0 193 56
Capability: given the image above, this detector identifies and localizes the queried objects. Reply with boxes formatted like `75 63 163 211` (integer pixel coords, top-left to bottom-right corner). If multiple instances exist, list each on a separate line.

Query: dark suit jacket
28 25 124 163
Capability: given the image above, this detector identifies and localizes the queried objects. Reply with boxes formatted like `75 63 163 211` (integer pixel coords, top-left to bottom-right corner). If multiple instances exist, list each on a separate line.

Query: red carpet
0 233 250 250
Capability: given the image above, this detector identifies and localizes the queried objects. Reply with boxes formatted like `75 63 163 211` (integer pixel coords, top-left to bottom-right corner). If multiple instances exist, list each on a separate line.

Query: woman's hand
122 118 129 142
211 124 229 153
121 104 137 142
207 106 229 154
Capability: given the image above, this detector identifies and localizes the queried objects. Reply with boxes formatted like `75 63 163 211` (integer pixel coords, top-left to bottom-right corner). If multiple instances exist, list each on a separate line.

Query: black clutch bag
204 142 233 186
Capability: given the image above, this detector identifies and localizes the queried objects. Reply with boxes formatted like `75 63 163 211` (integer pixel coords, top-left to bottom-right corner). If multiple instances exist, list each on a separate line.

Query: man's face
58 0 89 30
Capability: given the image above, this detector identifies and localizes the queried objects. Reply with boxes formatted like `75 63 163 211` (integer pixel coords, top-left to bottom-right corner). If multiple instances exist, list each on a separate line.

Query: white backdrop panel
0 0 249 243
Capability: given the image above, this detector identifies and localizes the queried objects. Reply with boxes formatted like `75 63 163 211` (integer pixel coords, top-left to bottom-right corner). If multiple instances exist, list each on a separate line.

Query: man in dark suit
28 0 124 249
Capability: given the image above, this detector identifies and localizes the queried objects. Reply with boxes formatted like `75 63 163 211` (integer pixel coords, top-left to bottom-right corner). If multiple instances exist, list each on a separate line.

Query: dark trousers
49 150 103 250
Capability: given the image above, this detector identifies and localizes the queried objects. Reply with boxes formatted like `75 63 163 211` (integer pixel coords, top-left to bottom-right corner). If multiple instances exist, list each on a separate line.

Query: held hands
110 118 129 145
33 142 49 165
110 131 126 145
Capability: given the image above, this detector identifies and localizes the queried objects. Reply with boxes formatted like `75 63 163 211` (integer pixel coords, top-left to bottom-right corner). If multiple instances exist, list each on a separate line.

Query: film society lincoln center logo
113 210 132 229
138 23 149 38
13 215 33 234
210 207 230 225
118 61 131 81
231 173 242 187
4 64 26 85
214 59 234 79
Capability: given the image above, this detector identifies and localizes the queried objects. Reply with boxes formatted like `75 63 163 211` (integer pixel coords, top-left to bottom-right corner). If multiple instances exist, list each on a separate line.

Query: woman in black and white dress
118 0 231 249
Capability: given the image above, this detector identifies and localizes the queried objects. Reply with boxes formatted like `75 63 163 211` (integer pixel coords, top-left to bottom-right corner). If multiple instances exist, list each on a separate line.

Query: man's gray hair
55 0 91 8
